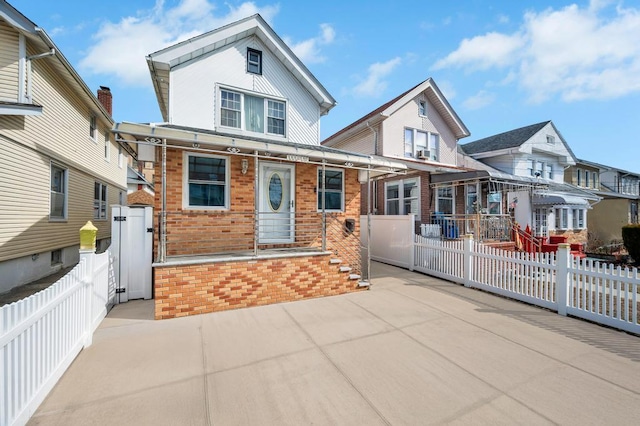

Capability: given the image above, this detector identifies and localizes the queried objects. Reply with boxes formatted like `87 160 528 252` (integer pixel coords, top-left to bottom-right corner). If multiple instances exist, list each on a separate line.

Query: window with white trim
219 88 286 137
184 152 229 209
534 208 548 237
487 192 502 215
89 115 96 140
317 168 344 211
94 182 107 220
555 208 569 230
546 135 555 144
572 208 585 229
547 164 553 179
418 100 426 116
50 164 67 219
404 127 438 161
104 131 110 161
584 170 590 188
247 48 262 74
436 185 454 215
385 178 420 216
576 169 582 186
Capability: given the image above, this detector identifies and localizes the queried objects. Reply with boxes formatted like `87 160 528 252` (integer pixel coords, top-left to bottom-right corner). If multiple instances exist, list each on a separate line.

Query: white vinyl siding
171 36 320 144
0 20 20 102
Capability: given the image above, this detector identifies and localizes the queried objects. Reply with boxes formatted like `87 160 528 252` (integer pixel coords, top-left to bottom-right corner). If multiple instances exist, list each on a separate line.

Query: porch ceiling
113 121 407 175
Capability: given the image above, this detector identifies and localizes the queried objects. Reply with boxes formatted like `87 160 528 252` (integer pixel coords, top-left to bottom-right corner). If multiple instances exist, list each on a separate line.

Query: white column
80 249 95 347
463 234 474 288
556 243 571 316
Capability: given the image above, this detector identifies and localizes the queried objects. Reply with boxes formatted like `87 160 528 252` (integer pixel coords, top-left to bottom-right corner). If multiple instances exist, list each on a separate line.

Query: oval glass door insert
268 172 283 211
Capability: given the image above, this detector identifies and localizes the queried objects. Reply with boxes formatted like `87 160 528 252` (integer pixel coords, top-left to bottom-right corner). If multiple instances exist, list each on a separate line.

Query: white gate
111 205 153 303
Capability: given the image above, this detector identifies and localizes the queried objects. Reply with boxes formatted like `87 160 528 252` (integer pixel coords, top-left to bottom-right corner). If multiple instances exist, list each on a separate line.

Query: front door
258 162 295 243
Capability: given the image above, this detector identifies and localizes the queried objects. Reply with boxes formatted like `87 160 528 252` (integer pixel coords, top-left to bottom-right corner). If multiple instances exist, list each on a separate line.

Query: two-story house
322 78 470 227
568 159 639 246
113 14 406 319
441 121 599 245
0 1 128 293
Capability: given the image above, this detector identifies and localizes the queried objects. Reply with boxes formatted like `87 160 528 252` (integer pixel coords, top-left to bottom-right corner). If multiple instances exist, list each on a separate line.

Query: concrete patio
30 262 640 425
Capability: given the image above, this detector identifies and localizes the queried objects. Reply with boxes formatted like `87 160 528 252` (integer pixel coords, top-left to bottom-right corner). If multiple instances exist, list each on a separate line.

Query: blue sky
10 0 640 172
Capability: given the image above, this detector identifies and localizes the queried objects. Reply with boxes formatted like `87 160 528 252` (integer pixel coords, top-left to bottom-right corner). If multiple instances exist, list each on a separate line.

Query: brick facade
152 147 363 318
154 254 363 319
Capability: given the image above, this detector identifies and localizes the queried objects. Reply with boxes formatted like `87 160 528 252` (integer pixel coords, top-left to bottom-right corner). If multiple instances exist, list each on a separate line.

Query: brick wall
151 147 363 317
154 254 363 319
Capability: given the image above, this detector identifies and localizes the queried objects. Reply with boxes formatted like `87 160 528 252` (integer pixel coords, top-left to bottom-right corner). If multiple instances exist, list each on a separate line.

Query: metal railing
426 214 513 242
326 215 362 277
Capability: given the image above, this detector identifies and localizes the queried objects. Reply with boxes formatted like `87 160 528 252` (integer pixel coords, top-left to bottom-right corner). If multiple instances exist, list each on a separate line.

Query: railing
160 211 327 258
326 215 362 277
1 248 116 426
426 214 513 242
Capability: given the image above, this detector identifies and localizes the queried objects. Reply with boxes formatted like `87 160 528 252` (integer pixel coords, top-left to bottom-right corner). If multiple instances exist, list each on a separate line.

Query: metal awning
532 192 590 206
113 122 407 178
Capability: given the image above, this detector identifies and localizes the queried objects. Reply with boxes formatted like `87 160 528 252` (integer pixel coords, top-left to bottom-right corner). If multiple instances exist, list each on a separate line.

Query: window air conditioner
417 149 431 159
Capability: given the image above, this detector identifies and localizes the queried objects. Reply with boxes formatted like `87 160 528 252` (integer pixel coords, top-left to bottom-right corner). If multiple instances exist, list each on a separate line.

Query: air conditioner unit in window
417 149 431 159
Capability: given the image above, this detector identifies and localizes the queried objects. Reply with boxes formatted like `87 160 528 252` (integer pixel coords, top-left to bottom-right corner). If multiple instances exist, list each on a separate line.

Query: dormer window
546 135 555 144
247 48 262 75
418 100 426 116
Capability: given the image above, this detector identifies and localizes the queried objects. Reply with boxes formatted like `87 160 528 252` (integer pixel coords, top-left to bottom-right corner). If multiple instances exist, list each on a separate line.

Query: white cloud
353 57 402 97
497 14 510 24
285 23 336 64
462 90 495 110
433 1 640 103
79 1 279 86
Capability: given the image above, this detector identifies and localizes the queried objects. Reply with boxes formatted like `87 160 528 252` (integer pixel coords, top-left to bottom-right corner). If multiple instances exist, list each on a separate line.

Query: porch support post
321 161 326 252
159 138 167 263
253 151 259 256
366 167 371 282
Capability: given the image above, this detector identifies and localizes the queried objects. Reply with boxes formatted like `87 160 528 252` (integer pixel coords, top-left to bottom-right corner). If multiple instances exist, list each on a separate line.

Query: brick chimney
97 86 112 116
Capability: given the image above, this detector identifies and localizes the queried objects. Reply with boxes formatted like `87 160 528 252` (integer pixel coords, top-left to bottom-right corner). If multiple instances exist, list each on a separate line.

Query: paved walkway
30 262 640 425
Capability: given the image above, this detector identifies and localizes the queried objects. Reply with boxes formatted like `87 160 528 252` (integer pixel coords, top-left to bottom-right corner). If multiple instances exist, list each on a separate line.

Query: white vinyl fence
0 248 117 426
369 215 640 335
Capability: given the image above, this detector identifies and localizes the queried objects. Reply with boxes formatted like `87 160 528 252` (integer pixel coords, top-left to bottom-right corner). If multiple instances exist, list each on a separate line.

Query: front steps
330 258 362 282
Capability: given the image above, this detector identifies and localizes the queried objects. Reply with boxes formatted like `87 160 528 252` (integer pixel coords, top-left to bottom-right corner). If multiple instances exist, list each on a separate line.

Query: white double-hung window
219 88 286 137
404 128 439 161
385 178 420 216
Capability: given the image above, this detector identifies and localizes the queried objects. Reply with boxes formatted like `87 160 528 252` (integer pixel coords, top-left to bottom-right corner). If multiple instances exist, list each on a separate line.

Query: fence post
556 243 571 316
463 234 473 287
409 215 415 271
79 221 97 347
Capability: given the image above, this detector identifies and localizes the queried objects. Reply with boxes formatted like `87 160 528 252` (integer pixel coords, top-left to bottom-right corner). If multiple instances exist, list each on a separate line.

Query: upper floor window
317 168 344 211
584 170 590 188
104 131 110 161
385 178 420 216
247 48 262 75
592 172 598 189
89 115 97 140
547 164 553 179
404 128 438 161
418 100 426 116
184 152 229 209
219 88 286 137
94 182 107 220
576 169 582 186
50 163 67 220
546 135 555 144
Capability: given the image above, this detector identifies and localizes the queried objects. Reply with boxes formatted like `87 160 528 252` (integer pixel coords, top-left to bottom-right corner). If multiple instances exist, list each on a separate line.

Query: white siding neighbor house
0 1 128 293
322 78 470 225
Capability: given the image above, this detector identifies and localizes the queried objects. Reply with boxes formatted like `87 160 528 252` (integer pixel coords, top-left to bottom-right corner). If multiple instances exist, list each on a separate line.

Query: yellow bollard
79 221 98 251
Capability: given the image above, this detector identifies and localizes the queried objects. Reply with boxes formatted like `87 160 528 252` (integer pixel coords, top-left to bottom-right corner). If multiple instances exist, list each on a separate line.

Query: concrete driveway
30 262 640 425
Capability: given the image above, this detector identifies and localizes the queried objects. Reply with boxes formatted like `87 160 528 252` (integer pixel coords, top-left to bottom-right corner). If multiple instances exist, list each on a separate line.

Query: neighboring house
322 78 470 225
568 159 639 245
435 121 599 245
114 14 406 319
127 166 154 206
0 1 128 293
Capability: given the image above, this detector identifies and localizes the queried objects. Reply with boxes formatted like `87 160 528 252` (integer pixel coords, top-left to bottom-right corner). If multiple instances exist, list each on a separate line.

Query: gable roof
322 78 470 146
578 158 640 177
0 1 113 123
146 14 336 122
460 121 549 155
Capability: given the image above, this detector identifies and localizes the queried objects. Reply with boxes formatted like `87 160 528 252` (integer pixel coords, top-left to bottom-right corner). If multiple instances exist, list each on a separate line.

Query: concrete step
339 266 352 273
330 258 342 264
357 281 370 288
348 274 361 280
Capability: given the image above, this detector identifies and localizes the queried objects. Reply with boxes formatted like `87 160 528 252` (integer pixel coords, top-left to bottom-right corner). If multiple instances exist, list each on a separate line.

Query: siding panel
0 19 19 101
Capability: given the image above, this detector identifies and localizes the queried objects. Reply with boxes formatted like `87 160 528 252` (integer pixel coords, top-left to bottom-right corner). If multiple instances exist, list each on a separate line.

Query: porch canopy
532 192 589 206
430 169 547 189
113 122 407 178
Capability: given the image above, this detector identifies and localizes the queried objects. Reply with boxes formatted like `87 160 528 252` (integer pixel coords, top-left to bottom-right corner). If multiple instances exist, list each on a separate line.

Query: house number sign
286 154 309 162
